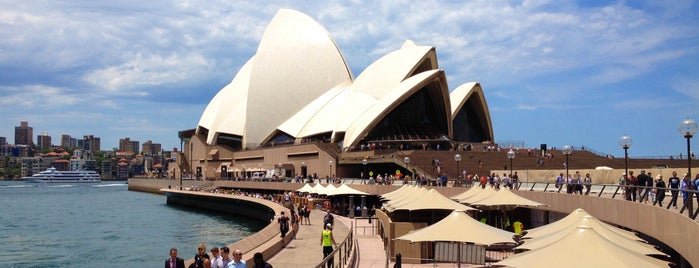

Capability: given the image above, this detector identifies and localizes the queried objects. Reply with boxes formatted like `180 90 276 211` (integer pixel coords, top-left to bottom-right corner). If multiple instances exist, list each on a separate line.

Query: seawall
128 179 297 267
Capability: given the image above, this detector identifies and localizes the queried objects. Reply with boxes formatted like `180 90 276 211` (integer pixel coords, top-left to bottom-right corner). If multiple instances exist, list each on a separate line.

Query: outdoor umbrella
468 188 547 209
327 184 370 196
396 210 516 267
296 183 314 193
516 215 663 256
385 189 477 212
495 226 670 268
523 208 640 241
450 186 483 201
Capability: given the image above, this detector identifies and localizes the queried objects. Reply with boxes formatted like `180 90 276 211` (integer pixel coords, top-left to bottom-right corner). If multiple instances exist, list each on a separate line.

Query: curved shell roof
243 9 352 145
197 57 253 143
196 9 494 149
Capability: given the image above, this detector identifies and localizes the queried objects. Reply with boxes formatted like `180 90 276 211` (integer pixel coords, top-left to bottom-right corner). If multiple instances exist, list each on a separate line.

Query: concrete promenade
131 179 699 267
267 209 349 267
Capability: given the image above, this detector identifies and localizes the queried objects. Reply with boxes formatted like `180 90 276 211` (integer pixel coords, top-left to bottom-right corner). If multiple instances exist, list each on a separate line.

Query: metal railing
352 217 379 236
517 182 699 220
316 222 356 268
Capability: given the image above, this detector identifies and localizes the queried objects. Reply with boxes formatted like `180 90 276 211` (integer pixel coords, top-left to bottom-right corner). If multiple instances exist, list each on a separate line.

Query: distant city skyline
1 1 697 157
2 121 166 153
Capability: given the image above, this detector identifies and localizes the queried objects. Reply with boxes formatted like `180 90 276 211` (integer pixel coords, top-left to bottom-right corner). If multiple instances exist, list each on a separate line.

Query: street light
619 135 632 179
507 149 516 187
278 162 282 178
403 156 410 184
362 158 368 184
329 160 333 178
454 154 462 186
562 145 573 192
678 118 697 217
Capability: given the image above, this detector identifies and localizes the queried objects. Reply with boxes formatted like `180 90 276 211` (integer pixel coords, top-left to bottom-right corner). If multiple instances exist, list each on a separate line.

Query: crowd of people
617 170 699 208
166 243 272 268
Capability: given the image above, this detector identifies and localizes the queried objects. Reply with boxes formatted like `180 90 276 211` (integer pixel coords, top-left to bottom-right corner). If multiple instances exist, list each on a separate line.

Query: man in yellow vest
320 223 337 268
513 220 524 235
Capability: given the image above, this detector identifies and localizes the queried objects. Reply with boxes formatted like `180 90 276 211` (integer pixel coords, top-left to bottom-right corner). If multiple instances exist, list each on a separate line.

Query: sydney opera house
177 9 494 180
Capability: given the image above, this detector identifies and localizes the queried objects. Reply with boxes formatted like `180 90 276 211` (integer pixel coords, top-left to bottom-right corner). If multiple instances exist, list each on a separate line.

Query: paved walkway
267 209 349 267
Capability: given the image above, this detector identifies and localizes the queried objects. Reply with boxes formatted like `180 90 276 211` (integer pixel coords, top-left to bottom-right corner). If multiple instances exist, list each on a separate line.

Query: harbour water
0 181 265 267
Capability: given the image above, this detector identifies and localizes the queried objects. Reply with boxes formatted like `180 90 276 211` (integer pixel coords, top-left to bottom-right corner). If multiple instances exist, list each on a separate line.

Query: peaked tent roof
523 208 639 241
385 189 477 212
380 184 416 200
516 215 663 256
450 186 486 201
296 183 314 193
396 210 515 245
496 227 670 268
327 184 371 196
456 186 497 204
468 188 548 209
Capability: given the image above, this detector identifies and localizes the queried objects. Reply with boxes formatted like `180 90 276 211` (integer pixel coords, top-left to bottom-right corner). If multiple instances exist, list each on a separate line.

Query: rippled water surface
0 181 264 267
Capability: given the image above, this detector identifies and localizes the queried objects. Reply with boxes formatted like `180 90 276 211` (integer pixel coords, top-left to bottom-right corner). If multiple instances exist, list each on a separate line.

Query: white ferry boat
22 167 101 183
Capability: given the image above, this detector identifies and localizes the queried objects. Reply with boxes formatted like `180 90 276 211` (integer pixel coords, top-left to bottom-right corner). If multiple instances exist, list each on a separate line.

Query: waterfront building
119 137 140 154
177 9 493 180
61 134 78 149
101 159 114 179
37 132 51 151
142 140 161 156
80 135 101 152
20 156 56 177
0 143 15 157
14 121 33 146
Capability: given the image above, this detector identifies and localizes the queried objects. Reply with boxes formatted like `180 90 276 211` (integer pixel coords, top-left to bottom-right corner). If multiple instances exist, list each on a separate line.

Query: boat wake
0 184 37 188
94 183 128 187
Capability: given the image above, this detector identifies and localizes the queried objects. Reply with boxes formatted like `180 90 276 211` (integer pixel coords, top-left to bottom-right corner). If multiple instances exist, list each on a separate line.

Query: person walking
668 171 681 208
165 248 185 268
228 249 246 268
320 223 337 268
323 210 334 227
252 252 272 268
278 211 290 238
209 247 222 268
655 175 666 207
583 173 592 195
220 247 232 267
193 243 210 268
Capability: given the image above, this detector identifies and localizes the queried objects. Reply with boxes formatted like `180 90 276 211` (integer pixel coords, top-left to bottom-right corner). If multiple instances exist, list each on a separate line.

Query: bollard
394 253 401 268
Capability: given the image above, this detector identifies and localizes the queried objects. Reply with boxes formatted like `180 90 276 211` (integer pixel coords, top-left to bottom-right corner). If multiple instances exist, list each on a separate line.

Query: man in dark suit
165 248 185 268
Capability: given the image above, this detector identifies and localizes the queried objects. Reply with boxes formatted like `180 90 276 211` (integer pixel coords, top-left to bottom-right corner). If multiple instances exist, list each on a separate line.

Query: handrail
315 221 355 268
518 182 699 219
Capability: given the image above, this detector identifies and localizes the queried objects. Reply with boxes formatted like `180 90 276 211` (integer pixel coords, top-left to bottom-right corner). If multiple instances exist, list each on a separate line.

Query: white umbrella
327 184 370 196
397 210 515 267
496 227 670 268
296 183 314 193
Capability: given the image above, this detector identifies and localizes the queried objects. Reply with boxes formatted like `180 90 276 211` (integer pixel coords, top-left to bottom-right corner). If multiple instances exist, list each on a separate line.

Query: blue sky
0 0 697 157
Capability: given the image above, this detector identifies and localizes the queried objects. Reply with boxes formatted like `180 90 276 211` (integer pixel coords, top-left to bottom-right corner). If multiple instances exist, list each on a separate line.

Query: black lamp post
454 154 462 186
563 145 573 188
507 149 515 187
619 135 632 179
362 158 368 184
403 156 410 184
329 160 333 178
679 118 697 217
